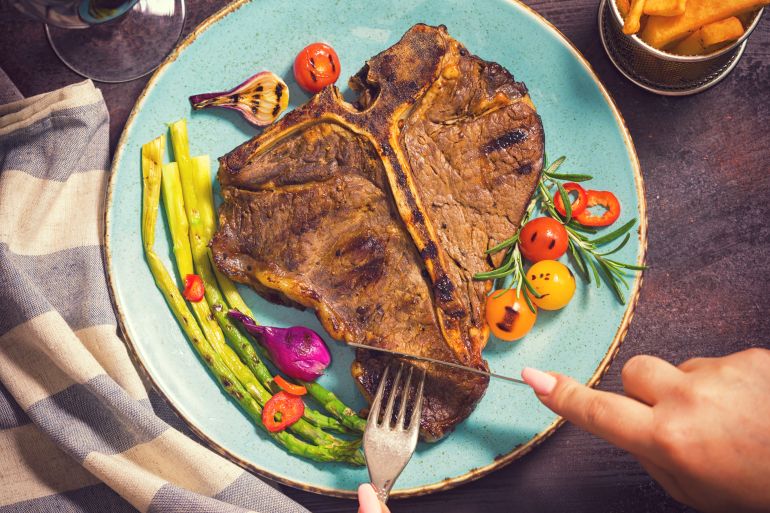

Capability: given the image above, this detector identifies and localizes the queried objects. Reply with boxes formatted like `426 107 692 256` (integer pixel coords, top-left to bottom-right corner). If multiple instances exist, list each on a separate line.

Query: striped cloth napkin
0 78 309 513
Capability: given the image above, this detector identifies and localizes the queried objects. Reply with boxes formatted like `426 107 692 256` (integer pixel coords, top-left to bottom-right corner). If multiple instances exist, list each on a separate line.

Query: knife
347 342 527 385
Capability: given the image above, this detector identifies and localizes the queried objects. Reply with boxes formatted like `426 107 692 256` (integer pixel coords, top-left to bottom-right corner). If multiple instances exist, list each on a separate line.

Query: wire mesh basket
598 0 765 95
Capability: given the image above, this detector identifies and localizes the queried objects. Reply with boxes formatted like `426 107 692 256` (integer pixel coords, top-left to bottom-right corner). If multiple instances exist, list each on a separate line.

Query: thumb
358 484 391 513
520 367 653 455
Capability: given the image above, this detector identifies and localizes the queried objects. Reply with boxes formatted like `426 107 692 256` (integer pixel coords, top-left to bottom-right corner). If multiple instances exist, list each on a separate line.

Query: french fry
701 16 745 46
672 16 745 54
644 0 686 17
617 0 631 17
642 0 767 48
672 29 706 54
623 0 647 34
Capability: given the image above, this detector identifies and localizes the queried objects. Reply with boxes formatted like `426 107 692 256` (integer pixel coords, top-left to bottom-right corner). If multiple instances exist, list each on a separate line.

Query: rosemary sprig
474 156 645 305
563 220 644 303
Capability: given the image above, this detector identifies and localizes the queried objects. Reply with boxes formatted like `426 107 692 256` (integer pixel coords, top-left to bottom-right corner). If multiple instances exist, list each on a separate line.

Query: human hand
521 348 770 513
358 483 391 513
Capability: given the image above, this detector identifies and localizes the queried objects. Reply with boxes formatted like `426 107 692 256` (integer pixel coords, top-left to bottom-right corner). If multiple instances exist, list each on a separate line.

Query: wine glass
10 0 185 83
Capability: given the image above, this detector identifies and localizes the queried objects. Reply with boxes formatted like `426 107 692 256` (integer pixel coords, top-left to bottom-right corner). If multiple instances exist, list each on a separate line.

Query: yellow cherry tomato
526 260 576 310
485 289 538 341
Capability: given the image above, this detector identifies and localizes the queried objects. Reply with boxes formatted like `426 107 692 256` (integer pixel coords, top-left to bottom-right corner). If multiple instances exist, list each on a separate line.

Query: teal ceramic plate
106 0 646 498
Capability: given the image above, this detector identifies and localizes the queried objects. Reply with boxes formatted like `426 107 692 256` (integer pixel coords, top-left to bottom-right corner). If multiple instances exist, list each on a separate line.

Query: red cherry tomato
519 217 569 263
182 274 205 302
274 375 307 396
262 391 305 432
293 43 341 94
574 190 621 227
554 182 588 218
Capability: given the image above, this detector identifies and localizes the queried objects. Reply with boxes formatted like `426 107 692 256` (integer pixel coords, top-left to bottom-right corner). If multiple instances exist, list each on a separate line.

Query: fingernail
358 483 381 513
521 367 557 395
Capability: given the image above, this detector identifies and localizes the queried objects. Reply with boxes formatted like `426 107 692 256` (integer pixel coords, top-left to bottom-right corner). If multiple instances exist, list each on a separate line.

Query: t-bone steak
211 24 545 441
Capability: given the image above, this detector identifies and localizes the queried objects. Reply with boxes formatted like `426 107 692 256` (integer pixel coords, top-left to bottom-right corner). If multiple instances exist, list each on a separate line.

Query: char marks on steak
212 24 544 440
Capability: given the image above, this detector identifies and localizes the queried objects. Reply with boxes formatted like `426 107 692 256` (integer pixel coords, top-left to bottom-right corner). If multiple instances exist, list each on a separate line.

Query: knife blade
347 342 527 385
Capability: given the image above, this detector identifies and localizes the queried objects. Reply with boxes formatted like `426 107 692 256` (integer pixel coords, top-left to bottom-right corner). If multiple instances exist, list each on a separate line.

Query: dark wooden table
2 1 768 512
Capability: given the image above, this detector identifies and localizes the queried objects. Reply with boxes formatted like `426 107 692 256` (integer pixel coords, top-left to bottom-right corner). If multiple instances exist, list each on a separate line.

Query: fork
363 363 426 504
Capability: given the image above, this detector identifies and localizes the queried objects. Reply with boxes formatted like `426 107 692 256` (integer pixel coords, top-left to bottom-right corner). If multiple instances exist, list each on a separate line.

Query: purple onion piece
189 71 289 127
229 310 331 381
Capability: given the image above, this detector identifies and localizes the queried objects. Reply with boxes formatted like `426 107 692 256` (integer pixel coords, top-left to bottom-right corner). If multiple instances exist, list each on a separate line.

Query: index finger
522 368 654 455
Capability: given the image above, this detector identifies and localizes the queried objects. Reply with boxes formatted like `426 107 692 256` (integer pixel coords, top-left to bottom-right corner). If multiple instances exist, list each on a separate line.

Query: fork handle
371 481 392 504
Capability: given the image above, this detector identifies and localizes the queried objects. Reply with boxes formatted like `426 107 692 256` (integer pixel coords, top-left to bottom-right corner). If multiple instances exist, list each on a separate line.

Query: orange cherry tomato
485 289 537 341
526 260 576 311
274 375 307 396
574 190 621 227
518 217 569 263
554 182 588 218
182 274 205 302
262 391 305 432
293 42 341 94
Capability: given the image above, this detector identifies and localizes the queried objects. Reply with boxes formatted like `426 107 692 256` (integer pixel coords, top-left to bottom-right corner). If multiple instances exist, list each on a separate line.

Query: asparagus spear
141 135 165 254
190 153 356 435
158 163 227 362
160 161 193 276
142 137 361 464
302 381 368 433
213 263 254 317
188 155 273 384
189 154 255 317
190 155 216 242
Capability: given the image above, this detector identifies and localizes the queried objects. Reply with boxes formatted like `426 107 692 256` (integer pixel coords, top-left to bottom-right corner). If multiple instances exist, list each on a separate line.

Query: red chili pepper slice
262 391 305 432
274 376 307 396
554 182 588 218
182 274 205 302
574 190 621 227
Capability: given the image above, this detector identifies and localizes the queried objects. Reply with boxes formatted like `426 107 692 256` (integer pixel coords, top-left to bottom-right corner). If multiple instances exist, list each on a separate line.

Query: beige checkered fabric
0 79 309 513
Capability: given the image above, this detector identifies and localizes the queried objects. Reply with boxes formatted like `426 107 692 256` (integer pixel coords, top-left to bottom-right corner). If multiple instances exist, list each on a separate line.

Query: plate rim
104 0 647 500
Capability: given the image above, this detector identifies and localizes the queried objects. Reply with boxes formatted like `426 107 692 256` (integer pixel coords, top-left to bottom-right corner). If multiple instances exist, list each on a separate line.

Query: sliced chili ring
574 190 621 227
554 182 588 218
262 391 305 432
274 375 307 396
182 274 205 302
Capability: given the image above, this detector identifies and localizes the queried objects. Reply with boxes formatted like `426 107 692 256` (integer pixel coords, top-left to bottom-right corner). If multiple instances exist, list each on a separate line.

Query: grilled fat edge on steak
212 24 544 441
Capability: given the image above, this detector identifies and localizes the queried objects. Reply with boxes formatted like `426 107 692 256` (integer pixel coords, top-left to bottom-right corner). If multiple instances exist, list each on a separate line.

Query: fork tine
396 366 414 430
382 363 404 427
368 364 391 426
407 369 426 433
364 366 425 504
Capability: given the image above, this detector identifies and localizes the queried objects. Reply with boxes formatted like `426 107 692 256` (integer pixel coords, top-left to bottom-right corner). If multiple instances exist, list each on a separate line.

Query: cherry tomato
519 217 569 263
554 182 588 218
182 274 205 302
526 260 576 310
574 190 621 227
293 43 341 94
485 289 538 341
262 391 305 432
274 375 307 396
